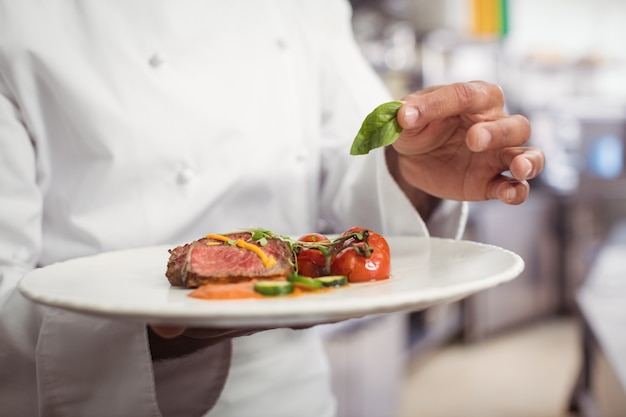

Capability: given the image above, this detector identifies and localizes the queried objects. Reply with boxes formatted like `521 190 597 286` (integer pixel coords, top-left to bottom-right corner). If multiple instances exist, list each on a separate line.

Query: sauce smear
189 281 263 300
189 279 335 300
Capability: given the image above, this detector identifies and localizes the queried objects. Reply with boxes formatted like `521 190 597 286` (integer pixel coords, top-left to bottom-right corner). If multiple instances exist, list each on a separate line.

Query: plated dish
18 237 524 328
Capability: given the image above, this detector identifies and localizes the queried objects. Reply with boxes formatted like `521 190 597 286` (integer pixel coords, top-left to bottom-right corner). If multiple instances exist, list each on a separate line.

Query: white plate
18 237 523 328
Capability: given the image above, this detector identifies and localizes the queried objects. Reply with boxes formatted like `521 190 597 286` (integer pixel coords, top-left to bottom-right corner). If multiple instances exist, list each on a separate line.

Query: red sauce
188 279 334 300
189 281 264 300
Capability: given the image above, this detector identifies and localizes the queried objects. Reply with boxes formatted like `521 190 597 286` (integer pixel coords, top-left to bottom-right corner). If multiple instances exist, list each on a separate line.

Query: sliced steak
165 232 294 287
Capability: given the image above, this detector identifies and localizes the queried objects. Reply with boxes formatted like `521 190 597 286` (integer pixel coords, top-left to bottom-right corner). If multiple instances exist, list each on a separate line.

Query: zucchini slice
287 274 323 291
316 275 348 287
253 280 294 296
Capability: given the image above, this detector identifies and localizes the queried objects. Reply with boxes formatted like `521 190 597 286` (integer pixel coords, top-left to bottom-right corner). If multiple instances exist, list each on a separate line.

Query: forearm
385 146 441 221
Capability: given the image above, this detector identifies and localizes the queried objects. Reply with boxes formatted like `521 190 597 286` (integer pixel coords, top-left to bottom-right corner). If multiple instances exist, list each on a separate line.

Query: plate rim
18 237 524 327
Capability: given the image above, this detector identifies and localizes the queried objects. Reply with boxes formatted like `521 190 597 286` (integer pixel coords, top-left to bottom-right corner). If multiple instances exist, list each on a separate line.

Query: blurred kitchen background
322 1 626 416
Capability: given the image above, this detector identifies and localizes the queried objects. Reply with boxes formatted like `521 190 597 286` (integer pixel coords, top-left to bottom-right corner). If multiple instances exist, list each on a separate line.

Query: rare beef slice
165 232 293 287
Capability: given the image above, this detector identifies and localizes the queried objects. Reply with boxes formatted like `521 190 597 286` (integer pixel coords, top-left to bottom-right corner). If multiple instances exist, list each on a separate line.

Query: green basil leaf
350 101 403 155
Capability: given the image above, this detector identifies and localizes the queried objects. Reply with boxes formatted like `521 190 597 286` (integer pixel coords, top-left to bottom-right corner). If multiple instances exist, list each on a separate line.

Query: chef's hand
387 81 544 213
148 323 321 360
148 325 261 360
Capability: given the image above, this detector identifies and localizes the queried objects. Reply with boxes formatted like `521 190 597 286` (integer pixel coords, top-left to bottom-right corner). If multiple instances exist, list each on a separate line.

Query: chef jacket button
296 151 308 162
148 53 166 68
276 38 288 50
176 167 194 185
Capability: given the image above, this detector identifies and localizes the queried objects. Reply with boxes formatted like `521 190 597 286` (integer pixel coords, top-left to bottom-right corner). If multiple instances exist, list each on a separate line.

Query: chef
0 1 544 416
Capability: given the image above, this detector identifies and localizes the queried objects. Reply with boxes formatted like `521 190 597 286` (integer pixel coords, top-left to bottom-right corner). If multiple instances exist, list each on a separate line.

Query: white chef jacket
0 1 466 416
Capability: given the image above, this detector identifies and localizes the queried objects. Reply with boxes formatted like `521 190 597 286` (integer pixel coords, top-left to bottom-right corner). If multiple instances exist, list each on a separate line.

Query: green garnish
350 101 403 155
244 227 374 276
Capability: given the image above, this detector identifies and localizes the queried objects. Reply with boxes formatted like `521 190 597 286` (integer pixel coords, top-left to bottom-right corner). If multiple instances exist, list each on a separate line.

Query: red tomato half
296 233 330 278
330 228 391 282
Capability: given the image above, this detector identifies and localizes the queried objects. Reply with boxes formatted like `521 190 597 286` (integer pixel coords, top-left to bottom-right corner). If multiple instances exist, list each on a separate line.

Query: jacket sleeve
316 0 466 239
0 75 152 417
0 75 231 417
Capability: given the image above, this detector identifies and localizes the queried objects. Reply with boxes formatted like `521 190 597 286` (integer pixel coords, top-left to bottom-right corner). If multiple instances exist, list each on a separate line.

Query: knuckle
492 83 506 102
471 81 506 108
451 82 475 109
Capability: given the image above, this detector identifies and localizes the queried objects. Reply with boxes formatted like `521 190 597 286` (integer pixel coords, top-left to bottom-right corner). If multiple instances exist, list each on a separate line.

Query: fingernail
506 185 517 202
477 129 491 150
523 159 533 179
404 107 419 126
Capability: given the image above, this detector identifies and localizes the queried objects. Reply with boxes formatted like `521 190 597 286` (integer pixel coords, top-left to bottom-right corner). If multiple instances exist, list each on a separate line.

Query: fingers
468 112 542 205
466 114 531 151
149 325 186 339
182 327 258 339
506 147 544 181
486 147 544 205
398 81 505 129
489 178 530 205
151 325 271 340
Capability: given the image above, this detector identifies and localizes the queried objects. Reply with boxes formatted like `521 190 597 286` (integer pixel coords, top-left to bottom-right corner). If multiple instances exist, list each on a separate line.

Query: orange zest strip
205 233 277 268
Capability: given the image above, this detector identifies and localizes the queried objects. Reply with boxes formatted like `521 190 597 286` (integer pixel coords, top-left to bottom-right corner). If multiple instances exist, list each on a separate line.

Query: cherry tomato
336 227 390 256
298 233 329 243
330 228 390 282
342 227 365 235
296 233 330 278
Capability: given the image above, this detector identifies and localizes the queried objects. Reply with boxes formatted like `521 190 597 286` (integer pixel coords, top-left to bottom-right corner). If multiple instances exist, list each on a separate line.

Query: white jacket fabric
0 1 466 416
